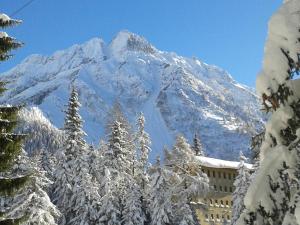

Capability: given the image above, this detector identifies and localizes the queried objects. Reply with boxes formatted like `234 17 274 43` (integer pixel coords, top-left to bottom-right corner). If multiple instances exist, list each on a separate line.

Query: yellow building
191 156 252 225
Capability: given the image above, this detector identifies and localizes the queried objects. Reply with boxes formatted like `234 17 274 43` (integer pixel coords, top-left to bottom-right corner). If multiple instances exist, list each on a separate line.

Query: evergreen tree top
0 15 22 62
192 132 204 156
63 87 86 157
0 14 21 28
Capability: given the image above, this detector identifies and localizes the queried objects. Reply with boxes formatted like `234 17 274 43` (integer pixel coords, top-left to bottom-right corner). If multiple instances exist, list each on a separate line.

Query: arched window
219 186 223 192
224 186 228 192
210 199 213 204
218 171 221 178
226 200 229 205
216 214 219 219
211 214 214 219
220 200 224 205
215 199 218 204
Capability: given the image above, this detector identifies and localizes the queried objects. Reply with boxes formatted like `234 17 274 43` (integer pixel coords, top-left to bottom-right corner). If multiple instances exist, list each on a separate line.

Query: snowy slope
0 30 264 160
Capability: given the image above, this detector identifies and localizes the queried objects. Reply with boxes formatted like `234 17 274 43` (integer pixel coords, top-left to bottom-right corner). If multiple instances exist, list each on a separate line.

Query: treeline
49 87 210 225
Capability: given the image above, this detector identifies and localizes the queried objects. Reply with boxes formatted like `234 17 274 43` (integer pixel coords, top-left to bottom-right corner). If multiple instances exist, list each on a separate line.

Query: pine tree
23 153 61 225
192 133 204 156
107 120 132 175
98 168 121 225
134 112 151 224
232 152 250 225
105 119 134 224
68 157 101 225
53 87 100 224
135 112 151 174
148 157 174 225
0 13 31 225
122 180 145 225
237 0 300 224
167 135 209 225
249 130 264 182
106 101 135 172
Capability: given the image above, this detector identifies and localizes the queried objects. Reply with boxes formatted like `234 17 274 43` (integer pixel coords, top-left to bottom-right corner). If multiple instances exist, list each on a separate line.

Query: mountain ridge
0 30 264 160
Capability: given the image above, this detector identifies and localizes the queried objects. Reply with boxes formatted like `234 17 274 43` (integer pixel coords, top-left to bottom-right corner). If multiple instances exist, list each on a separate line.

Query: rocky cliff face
0 30 264 160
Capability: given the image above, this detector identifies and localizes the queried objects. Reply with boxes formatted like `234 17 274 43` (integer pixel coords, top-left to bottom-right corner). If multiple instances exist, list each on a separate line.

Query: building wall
194 166 237 225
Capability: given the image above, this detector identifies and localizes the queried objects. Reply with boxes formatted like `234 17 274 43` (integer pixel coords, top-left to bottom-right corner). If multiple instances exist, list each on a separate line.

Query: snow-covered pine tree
87 144 102 182
107 120 132 175
135 112 151 182
192 133 204 156
122 179 145 225
249 130 264 182
53 87 100 225
68 154 101 225
52 150 71 224
148 157 174 225
231 152 250 225
21 152 61 225
106 101 135 172
134 112 151 224
166 135 209 225
0 14 21 61
237 0 300 224
0 13 31 225
98 168 121 225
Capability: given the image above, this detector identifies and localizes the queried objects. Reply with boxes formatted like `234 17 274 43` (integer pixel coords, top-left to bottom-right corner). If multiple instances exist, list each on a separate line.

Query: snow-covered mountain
0 30 263 160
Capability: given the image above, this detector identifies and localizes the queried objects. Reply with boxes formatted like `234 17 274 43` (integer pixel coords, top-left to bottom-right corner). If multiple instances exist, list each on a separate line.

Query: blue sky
0 0 281 87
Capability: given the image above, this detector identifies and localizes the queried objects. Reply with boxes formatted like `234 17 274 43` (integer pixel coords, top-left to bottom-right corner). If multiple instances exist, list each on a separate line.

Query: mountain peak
0 31 263 160
109 30 156 55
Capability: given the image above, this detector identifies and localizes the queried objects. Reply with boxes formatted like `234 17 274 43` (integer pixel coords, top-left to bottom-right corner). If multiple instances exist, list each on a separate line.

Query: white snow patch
0 13 11 22
0 32 8 38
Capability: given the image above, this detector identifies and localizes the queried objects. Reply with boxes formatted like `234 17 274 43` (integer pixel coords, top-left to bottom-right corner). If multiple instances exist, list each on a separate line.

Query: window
216 214 219 219
205 214 208 219
214 185 217 191
226 200 229 205
220 200 224 205
210 199 213 204
219 186 223 191
230 187 233 192
211 214 214 219
224 186 228 192
228 173 231 179
227 215 230 220
218 171 221 178
207 170 210 177
202 169 205 173
223 172 226 179
212 171 215 177
215 199 218 204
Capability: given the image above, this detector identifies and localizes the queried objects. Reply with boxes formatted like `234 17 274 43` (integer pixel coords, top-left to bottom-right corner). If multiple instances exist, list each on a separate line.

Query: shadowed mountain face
0 30 264 160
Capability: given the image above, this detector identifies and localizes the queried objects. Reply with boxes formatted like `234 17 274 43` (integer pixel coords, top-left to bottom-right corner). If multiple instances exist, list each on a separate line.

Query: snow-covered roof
196 156 253 170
